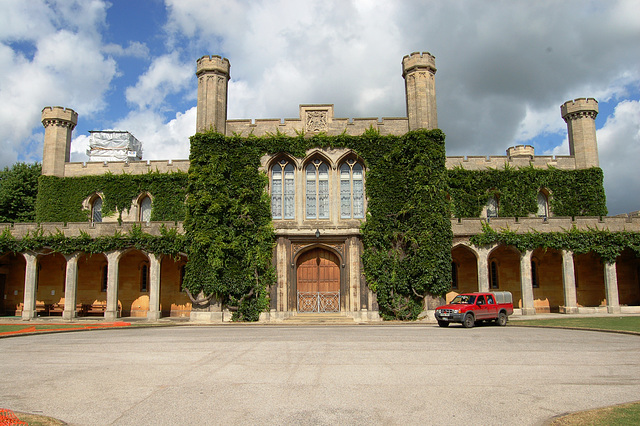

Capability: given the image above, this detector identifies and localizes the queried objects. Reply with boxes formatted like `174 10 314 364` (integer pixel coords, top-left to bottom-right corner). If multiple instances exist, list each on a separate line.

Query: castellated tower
196 55 230 134
402 52 438 131
561 98 599 169
41 106 78 177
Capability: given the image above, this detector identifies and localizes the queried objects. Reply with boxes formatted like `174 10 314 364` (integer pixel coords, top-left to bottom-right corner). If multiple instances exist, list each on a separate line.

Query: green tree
0 162 41 223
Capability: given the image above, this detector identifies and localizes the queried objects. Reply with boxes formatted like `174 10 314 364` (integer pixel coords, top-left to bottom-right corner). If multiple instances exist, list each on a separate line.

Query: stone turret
402 52 438 131
196 55 230 134
561 98 599 169
41 106 78 177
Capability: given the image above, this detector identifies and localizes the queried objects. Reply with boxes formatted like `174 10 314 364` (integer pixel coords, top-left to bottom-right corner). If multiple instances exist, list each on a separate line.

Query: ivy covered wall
36 172 187 223
448 166 607 218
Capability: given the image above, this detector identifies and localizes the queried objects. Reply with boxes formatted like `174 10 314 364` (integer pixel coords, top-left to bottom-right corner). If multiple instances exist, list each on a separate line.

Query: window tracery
339 160 364 219
271 159 295 219
306 159 329 219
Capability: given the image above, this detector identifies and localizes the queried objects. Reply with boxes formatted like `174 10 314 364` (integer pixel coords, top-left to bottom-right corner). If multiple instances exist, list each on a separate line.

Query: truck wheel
462 313 474 328
497 312 507 326
437 320 449 327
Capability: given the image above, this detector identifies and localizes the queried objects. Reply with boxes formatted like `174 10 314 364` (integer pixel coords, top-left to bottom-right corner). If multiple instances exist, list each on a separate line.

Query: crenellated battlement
41 106 78 128
561 98 598 120
402 51 437 76
196 55 230 76
507 145 535 158
63 159 190 177
446 154 578 170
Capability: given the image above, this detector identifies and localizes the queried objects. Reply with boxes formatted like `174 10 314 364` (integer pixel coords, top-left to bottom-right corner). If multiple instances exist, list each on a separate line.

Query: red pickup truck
434 292 513 328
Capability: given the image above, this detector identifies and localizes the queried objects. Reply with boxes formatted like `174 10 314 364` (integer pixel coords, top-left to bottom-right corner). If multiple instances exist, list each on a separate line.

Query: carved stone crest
306 110 328 132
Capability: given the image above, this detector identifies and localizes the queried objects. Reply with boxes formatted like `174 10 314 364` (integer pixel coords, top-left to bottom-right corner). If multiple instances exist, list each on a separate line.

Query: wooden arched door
296 248 340 312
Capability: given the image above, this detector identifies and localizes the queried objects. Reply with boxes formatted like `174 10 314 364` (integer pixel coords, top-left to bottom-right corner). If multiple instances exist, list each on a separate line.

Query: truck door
486 294 498 318
475 295 487 319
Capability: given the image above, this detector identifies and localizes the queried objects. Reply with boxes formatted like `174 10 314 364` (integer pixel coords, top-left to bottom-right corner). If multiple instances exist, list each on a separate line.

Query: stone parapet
451 215 640 237
446 155 577 170
0 221 183 239
226 117 409 137
63 159 190 177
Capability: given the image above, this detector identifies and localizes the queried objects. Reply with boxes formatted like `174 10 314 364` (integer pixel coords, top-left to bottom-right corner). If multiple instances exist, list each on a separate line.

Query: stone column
105 250 121 321
348 237 361 313
62 252 80 321
519 250 536 315
560 250 578 314
604 262 621 314
21 252 38 320
147 253 162 321
476 247 490 292
276 238 288 312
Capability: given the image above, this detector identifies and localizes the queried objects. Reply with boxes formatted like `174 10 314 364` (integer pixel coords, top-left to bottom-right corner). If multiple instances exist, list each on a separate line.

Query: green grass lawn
513 316 640 333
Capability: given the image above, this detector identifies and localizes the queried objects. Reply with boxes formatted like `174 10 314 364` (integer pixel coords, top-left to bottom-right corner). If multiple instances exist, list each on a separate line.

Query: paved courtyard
1 324 639 425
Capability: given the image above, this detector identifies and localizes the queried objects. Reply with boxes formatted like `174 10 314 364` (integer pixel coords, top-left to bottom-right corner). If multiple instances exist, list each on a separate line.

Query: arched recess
160 253 191 317
488 245 522 307
448 244 478 302
36 251 66 316
615 248 640 307
536 188 551 218
83 193 104 223
294 245 342 313
574 252 606 307
0 252 25 316
118 249 150 317
77 252 109 316
531 247 563 313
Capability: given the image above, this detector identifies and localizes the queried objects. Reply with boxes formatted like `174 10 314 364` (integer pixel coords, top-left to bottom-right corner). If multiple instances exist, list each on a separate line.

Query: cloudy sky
1 0 638 215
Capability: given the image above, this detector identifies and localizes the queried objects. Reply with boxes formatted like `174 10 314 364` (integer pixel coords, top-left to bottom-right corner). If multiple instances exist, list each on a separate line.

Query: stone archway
296 247 340 312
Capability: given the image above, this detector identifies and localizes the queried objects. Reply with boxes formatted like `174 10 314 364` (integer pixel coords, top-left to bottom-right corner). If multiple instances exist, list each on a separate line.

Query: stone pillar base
21 310 36 321
62 310 76 321
147 311 161 321
559 306 578 314
346 310 382 323
521 307 536 316
190 311 223 323
104 311 120 321
607 305 621 314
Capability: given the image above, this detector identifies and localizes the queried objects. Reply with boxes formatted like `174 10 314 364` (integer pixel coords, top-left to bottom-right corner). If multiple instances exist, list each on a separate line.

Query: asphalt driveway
1 325 639 425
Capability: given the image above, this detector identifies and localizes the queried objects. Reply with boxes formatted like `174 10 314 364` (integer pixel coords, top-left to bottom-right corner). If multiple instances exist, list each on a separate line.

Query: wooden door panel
296 248 340 294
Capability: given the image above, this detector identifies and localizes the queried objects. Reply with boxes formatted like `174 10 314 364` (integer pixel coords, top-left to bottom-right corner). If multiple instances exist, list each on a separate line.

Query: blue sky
0 0 639 215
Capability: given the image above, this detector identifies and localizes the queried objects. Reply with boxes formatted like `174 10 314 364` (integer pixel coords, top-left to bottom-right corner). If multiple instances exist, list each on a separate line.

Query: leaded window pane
306 164 316 219
486 196 498 218
92 198 102 223
537 192 548 218
283 164 295 219
353 178 364 218
318 164 329 219
352 164 364 218
271 164 282 219
140 196 152 223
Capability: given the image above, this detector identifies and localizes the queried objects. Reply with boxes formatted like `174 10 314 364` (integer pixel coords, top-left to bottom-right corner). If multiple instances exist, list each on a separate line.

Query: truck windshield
450 295 476 304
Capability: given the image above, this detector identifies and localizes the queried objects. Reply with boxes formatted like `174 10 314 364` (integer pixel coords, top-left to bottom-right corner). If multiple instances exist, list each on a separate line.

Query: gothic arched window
139 195 152 223
537 191 549 218
486 195 499 218
271 160 295 219
306 160 329 219
91 196 103 223
339 161 365 219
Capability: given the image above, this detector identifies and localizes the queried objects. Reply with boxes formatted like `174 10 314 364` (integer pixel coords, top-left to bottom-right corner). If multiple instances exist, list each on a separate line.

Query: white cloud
125 53 192 110
597 100 640 215
0 0 115 167
103 41 150 58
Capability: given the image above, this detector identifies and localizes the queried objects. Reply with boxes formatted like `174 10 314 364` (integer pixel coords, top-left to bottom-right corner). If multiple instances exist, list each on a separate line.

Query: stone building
1 52 638 322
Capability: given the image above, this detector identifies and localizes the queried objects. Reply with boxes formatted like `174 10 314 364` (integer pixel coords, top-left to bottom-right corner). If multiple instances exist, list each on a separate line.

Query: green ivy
470 222 640 264
0 224 187 257
448 166 607 218
36 171 188 223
